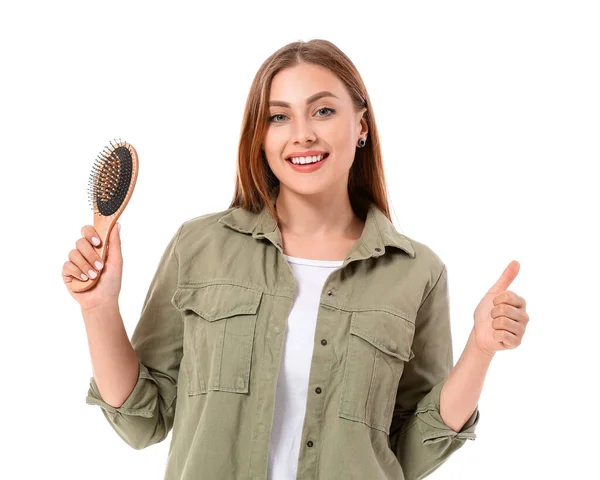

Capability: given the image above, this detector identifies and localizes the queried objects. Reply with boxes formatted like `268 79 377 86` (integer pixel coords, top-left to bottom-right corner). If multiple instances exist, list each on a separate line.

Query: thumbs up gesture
472 260 529 356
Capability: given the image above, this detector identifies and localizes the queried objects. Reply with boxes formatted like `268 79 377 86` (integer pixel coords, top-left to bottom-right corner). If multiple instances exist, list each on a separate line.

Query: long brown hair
228 39 392 225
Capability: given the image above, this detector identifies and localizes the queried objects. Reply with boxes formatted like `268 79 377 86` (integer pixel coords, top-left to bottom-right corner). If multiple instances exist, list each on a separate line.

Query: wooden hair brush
70 138 139 293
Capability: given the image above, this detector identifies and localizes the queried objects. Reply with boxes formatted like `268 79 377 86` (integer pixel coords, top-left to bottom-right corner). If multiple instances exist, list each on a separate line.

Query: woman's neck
275 189 363 240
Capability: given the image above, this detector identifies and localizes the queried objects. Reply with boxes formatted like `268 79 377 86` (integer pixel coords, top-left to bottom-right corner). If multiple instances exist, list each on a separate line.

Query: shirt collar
218 193 415 260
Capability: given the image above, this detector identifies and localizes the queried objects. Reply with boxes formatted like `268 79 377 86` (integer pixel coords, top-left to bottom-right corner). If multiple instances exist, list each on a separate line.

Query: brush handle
70 214 118 293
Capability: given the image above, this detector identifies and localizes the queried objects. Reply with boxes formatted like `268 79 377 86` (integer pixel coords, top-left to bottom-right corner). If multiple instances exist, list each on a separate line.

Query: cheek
327 123 355 151
263 134 285 157
331 137 358 166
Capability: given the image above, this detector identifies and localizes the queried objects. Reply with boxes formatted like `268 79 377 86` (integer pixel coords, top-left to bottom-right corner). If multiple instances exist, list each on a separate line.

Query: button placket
295 296 330 476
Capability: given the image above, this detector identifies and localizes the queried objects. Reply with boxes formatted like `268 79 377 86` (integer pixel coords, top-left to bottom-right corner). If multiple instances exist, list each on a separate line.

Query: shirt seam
174 222 184 270
417 262 446 314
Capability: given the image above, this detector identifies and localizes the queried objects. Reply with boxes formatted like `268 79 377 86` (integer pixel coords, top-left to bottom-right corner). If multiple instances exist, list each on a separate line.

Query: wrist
81 301 121 325
467 329 496 360
81 299 119 314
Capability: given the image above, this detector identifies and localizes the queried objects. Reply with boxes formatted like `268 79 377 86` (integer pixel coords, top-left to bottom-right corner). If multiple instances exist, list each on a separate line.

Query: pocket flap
350 310 415 361
172 284 262 321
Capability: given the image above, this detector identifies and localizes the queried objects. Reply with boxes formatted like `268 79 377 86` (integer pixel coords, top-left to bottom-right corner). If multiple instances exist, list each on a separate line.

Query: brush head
87 138 137 217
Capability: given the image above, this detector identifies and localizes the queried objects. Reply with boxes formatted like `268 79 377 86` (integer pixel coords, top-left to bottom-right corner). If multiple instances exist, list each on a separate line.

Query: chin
278 181 333 198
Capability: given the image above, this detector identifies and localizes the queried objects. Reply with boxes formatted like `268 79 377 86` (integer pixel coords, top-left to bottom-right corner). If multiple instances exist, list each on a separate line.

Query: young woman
63 39 529 480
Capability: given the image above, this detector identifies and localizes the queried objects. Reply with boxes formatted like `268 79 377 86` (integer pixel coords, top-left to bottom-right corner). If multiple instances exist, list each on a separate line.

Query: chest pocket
173 283 262 395
339 309 415 434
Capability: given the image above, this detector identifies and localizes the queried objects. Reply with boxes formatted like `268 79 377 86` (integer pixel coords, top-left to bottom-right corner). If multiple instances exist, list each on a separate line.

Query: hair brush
70 138 139 293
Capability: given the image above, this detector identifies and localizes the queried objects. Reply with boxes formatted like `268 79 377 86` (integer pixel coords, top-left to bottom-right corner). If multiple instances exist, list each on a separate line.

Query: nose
291 116 316 144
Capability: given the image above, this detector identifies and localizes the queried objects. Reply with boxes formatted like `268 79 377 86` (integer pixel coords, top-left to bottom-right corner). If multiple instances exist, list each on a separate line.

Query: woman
63 39 529 480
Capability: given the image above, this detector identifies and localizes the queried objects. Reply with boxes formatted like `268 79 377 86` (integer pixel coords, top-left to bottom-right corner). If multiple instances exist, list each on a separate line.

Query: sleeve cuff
86 360 158 418
414 379 480 445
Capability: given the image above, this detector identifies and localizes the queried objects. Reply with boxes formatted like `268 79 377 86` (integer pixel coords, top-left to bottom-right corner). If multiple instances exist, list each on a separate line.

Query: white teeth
289 154 326 165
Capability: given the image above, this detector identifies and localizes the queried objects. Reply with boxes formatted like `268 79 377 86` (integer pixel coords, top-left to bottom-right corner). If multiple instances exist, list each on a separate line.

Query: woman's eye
268 107 336 123
269 114 287 123
316 107 335 117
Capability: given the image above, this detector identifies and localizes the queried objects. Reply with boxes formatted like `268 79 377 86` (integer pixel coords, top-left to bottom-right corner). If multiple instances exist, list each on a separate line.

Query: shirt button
389 340 397 351
315 387 322 394
307 440 314 447
326 290 333 296
272 325 282 333
321 339 327 346
236 377 245 389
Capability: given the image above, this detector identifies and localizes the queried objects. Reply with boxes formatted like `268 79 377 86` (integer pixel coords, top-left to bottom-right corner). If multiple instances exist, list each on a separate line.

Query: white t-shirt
267 254 344 480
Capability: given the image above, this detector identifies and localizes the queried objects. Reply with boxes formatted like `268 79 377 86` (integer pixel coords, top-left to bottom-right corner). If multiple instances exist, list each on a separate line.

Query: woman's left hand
472 260 529 356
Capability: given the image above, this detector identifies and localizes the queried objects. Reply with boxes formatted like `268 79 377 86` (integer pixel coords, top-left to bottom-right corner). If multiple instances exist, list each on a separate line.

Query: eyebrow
268 90 339 108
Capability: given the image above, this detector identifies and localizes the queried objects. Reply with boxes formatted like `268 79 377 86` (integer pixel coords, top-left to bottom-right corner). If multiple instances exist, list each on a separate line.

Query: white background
1 0 598 478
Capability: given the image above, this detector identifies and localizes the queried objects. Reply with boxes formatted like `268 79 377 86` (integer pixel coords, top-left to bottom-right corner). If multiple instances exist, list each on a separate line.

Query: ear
359 107 368 136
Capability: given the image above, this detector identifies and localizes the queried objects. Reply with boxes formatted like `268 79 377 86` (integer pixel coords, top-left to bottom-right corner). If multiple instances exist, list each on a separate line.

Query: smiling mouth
286 153 330 164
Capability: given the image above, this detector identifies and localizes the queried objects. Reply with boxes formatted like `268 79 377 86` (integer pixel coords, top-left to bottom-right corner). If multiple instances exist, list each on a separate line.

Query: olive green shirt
86 198 480 479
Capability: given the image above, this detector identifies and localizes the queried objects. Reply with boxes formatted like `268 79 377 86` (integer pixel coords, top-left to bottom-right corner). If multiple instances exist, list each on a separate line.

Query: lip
286 152 329 173
285 150 329 161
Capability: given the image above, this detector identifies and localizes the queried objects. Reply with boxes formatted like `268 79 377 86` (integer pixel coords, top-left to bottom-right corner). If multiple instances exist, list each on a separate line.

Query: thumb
487 260 520 296
106 222 123 264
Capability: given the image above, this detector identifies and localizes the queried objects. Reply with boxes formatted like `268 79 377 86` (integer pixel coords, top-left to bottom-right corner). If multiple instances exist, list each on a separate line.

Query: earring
357 137 366 148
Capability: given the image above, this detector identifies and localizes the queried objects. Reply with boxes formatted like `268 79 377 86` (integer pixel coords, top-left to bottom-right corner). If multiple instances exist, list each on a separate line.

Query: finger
62 260 89 283
492 329 520 349
494 290 525 308
491 304 528 323
81 225 102 247
491 315 525 336
75 236 104 272
69 247 100 280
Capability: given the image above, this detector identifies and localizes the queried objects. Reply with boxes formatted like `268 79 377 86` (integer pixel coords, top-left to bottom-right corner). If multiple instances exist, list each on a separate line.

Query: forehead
269 63 348 104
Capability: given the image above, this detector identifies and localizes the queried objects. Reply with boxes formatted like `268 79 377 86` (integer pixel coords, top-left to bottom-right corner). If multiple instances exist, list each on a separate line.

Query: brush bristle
87 138 134 216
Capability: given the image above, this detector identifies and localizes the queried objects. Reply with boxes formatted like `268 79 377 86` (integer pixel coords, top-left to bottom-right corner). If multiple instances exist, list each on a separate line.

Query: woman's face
263 63 367 197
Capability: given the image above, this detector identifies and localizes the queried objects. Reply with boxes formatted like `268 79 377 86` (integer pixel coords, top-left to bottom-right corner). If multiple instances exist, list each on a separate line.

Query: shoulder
394 230 446 280
171 206 256 257
176 207 237 244
181 207 236 231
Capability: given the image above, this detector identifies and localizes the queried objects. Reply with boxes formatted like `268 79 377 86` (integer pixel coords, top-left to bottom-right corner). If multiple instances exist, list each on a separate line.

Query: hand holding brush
62 139 138 311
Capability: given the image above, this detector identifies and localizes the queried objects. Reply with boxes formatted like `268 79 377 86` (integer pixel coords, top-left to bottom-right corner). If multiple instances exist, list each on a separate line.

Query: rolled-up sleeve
389 263 480 479
85 224 184 450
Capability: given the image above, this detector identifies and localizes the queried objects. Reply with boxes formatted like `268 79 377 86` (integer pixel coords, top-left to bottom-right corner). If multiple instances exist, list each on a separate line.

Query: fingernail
95 261 103 270
88 270 97 279
81 273 88 281
92 237 101 246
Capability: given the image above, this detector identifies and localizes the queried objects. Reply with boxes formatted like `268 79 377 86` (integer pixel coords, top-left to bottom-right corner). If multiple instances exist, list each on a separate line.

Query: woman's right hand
62 222 123 311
